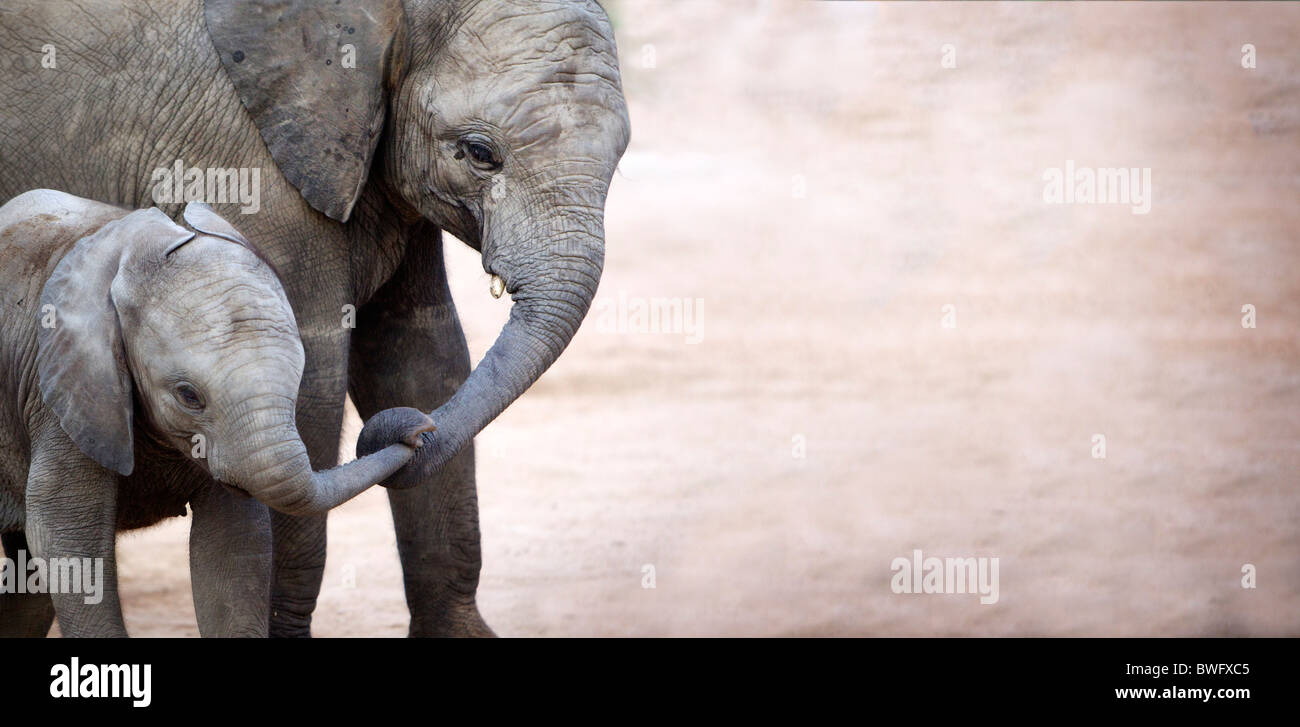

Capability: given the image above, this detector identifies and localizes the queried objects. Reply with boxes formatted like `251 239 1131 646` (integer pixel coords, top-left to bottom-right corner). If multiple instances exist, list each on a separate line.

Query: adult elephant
0 0 630 636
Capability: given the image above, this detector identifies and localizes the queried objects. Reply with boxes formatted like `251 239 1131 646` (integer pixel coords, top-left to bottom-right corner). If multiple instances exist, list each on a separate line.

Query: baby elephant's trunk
220 408 433 516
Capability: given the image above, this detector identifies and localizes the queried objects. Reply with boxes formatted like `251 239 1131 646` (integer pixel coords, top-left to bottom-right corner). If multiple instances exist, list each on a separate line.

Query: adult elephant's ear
204 0 407 222
36 209 195 476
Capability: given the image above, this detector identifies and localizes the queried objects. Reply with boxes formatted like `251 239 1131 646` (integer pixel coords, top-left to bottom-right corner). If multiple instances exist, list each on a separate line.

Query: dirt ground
84 1 1300 636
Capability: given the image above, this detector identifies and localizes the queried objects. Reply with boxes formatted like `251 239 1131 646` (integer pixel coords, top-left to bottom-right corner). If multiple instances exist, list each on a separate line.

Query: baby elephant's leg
189 484 273 637
0 531 56 637
24 438 126 638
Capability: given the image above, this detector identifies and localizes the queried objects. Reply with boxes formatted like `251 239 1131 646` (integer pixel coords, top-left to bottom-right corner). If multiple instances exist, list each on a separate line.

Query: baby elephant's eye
173 382 205 411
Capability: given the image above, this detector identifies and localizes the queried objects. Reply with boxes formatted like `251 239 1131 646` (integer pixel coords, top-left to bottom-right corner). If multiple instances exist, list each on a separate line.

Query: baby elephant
0 190 431 637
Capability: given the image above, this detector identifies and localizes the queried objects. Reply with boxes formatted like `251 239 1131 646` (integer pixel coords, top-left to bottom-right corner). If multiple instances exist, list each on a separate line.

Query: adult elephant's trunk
216 408 424 517
419 191 605 460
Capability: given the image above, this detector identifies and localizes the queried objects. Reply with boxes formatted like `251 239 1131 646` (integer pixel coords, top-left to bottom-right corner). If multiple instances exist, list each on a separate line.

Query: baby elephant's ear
36 208 194 476
182 202 251 248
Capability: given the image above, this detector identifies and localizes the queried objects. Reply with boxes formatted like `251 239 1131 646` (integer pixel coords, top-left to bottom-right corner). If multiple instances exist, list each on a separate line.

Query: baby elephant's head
37 201 431 515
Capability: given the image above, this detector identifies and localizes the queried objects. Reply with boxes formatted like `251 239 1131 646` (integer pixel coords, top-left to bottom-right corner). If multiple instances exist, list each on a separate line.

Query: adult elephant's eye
174 382 205 411
460 139 502 171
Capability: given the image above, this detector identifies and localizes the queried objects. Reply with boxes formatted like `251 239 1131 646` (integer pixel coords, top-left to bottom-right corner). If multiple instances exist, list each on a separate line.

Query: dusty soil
62 1 1300 635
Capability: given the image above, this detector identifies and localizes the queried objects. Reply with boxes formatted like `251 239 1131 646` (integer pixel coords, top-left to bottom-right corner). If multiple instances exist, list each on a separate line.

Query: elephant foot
268 595 315 638
410 602 496 638
0 591 57 637
0 532 56 637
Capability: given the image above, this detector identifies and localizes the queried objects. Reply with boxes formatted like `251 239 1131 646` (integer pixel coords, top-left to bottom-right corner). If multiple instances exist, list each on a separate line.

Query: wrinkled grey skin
0 0 630 636
0 191 434 636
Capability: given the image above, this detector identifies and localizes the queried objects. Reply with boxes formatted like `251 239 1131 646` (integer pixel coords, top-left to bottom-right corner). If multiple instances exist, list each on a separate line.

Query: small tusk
490 274 505 299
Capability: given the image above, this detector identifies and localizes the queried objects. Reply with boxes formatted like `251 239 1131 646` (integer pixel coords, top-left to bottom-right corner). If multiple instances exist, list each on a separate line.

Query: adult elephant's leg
269 292 351 638
0 531 56 637
350 231 493 637
189 484 272 638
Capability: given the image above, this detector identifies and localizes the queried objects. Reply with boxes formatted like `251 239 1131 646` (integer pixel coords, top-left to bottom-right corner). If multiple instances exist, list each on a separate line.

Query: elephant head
35 199 434 515
205 0 631 472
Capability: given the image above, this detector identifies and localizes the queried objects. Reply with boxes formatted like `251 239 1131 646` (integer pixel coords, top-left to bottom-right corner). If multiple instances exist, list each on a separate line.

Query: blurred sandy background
100 1 1300 636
